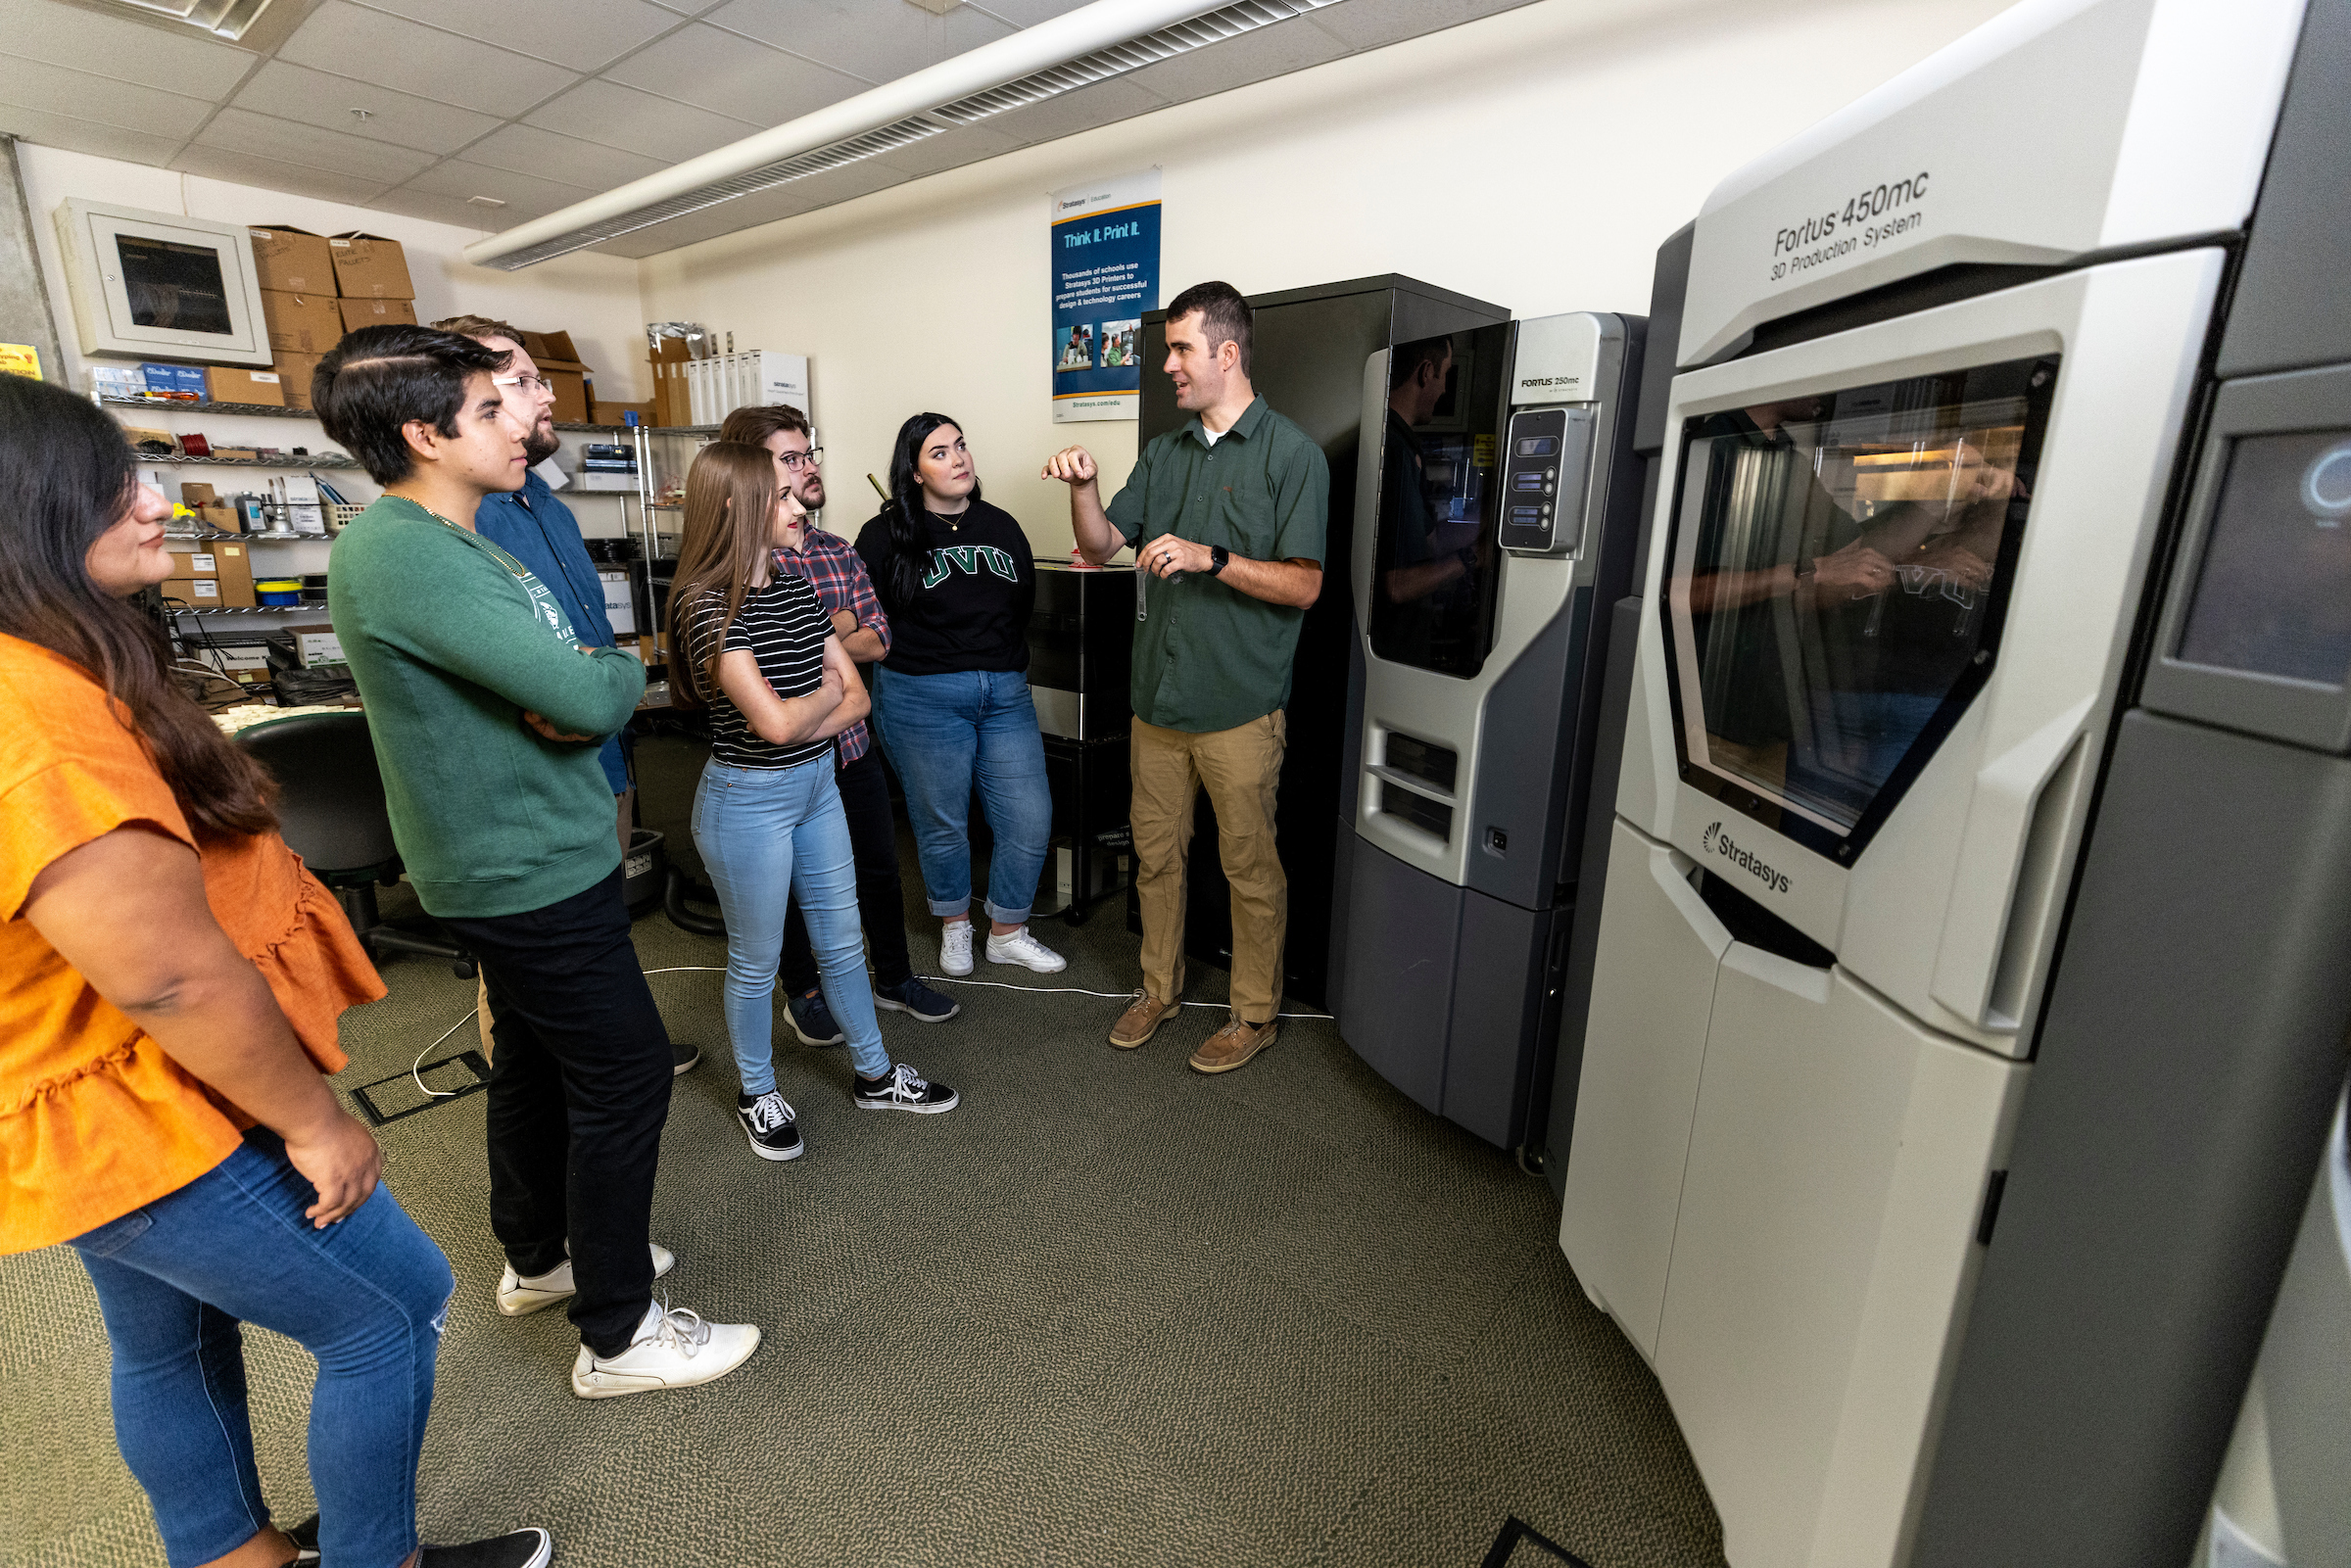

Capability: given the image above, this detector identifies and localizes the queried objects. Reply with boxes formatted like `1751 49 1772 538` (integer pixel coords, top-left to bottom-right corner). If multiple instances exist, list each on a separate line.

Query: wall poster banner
1050 169 1160 423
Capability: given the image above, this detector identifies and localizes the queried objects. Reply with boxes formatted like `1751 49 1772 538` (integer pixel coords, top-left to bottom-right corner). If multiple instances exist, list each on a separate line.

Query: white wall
639 0 2013 556
18 142 648 402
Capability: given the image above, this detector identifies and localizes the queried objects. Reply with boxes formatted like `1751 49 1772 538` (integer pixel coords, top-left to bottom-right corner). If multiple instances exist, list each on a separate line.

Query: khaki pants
479 789 635 1059
1129 712 1287 1023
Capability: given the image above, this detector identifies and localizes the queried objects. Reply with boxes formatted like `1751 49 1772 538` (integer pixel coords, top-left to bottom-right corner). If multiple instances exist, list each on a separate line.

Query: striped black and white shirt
684 577 834 770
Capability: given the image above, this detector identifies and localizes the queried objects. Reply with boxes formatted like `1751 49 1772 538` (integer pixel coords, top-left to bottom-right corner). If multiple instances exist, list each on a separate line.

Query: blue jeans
69 1130 455 1568
693 757 888 1084
873 666 1054 925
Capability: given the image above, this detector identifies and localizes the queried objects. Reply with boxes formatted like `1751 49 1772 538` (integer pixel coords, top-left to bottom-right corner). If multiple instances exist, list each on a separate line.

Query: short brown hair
431 313 523 347
1165 280 1253 377
718 403 811 446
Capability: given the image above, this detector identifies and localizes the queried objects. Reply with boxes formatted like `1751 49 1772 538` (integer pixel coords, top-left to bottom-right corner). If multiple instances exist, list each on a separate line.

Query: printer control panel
1499 405 1594 555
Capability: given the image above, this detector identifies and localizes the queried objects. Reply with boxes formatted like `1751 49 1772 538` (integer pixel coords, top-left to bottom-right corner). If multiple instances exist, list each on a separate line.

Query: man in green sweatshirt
319 324 759 1398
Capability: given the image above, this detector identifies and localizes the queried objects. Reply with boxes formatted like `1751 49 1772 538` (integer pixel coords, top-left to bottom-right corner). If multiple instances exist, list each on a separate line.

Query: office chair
238 711 475 978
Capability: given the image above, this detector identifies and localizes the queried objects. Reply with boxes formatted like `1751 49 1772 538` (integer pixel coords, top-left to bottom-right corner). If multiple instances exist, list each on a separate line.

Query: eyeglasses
493 374 553 397
779 447 824 471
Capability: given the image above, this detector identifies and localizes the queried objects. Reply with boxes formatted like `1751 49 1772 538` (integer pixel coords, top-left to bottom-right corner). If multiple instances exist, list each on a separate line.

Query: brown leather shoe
1189 1018 1277 1074
1109 991 1175 1050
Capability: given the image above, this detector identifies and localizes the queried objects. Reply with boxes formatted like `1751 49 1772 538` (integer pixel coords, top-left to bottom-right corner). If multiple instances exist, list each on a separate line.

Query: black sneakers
736 1090 804 1160
853 1063 959 1114
422 1530 554 1568
874 975 961 1022
283 1518 549 1568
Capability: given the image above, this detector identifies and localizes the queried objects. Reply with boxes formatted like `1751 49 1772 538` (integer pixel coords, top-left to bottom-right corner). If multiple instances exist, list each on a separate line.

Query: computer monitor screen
115 233 232 335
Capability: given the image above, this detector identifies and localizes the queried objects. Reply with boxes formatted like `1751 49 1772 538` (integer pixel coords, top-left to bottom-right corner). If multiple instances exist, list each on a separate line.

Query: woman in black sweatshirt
856 413 1065 980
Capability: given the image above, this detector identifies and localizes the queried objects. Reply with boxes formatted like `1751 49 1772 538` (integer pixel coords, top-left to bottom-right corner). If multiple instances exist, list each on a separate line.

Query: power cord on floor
406 964 1331 1101
408 966 734 1100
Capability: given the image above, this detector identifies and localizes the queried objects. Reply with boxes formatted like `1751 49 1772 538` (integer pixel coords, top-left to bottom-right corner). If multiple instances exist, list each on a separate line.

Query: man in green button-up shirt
1045 280 1330 1077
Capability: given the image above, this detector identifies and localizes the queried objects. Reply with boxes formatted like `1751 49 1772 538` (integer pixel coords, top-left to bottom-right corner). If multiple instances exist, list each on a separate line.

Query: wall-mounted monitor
54 199 273 368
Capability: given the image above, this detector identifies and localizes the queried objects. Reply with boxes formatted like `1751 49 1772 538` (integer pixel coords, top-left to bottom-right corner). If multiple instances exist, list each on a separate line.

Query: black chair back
237 712 399 877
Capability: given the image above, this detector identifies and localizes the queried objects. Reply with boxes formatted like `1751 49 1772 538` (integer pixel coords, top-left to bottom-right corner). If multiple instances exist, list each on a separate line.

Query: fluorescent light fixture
464 0 1348 270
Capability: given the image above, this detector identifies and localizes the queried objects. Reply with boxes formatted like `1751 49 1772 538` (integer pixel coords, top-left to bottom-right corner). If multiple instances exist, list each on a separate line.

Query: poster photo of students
1098 319 1140 368
1056 322 1095 371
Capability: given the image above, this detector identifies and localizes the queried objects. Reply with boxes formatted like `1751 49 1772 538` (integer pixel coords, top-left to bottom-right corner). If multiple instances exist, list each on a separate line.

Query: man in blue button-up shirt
436 315 698 1076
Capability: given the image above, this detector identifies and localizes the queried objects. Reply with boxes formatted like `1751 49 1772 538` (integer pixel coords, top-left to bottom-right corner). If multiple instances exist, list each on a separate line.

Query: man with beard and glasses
434 316 700 1080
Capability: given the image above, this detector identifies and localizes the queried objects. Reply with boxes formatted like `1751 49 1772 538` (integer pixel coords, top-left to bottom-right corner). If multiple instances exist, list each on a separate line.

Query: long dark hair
0 376 276 838
666 442 787 709
880 412 982 609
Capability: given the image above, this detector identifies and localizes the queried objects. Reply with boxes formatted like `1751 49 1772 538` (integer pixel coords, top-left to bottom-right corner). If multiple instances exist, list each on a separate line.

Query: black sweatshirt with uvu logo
854 499 1036 677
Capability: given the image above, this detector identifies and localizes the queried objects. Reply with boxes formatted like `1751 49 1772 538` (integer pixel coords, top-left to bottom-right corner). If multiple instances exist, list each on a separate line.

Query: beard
796 475 826 512
521 418 560 467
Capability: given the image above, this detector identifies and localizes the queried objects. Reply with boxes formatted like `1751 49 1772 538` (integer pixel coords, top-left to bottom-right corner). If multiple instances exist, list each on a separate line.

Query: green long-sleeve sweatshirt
328 496 646 918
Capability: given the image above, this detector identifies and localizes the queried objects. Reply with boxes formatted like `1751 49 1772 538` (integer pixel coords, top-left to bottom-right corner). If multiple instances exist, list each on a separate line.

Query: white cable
410 1008 481 1100
403 964 1327 1101
911 974 1334 1021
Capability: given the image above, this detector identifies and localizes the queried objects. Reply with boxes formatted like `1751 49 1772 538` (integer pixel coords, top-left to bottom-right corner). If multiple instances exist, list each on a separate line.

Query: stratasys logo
1701 820 1792 895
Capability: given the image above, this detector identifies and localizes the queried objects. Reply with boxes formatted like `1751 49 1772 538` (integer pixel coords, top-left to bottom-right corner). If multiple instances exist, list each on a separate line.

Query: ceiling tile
704 0 1014 85
524 78 760 164
1120 14 1352 104
349 0 684 73
0 57 214 138
0 104 183 166
0 0 255 96
196 107 437 185
277 1 579 117
965 0 1098 24
461 122 669 188
399 158 600 222
231 60 504 155
367 183 539 231
604 24 865 122
169 144 394 207
1304 0 1540 53
976 76 1167 150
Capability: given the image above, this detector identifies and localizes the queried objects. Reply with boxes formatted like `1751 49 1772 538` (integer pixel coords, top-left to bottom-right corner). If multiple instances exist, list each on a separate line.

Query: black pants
440 868 673 1356
780 744 912 992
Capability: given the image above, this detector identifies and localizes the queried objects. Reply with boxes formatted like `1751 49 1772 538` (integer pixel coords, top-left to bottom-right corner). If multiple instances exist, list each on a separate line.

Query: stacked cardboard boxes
247 226 417 404
162 542 258 608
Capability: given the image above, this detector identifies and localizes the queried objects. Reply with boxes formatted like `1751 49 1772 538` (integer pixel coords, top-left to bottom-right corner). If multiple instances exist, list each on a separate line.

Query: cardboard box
519 329 579 363
327 233 413 300
287 623 347 667
180 482 218 506
260 291 343 356
211 541 257 607
161 576 221 607
212 448 259 461
593 399 654 426
274 352 324 410
648 337 693 427
197 501 241 532
167 548 217 579
138 361 205 400
247 226 334 295
338 297 417 332
536 358 589 425
205 365 286 406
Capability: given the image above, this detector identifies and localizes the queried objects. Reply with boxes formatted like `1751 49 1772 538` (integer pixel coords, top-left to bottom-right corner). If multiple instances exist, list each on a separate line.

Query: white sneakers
570 1301 762 1399
496 1243 676 1316
986 925 1068 974
940 921 975 976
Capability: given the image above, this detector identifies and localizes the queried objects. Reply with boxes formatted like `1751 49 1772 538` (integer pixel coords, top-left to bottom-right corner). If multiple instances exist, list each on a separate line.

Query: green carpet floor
3 741 1725 1568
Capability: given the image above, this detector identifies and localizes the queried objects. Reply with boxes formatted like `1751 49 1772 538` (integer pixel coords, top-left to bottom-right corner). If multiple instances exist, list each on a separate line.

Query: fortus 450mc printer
1556 0 2351 1564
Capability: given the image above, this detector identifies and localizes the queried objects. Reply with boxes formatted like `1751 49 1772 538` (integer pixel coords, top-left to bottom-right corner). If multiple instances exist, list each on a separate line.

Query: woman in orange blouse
0 377 546 1568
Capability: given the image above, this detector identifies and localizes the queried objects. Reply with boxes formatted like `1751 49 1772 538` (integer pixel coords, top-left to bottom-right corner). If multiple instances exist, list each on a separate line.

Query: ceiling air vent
465 0 1350 269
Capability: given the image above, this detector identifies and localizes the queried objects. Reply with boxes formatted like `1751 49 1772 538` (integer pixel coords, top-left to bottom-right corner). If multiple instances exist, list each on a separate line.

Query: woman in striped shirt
670 445 957 1163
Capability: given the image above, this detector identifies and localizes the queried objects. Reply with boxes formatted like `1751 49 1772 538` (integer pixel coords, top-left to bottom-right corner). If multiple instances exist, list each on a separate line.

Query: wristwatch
1208 545 1229 577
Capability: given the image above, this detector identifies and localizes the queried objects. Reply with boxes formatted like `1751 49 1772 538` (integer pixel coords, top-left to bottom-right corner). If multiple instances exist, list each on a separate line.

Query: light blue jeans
70 1130 454 1568
873 666 1055 925
693 757 888 1085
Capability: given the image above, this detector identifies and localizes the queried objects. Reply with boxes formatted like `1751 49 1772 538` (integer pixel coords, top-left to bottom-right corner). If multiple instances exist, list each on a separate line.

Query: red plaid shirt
772 527 889 765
